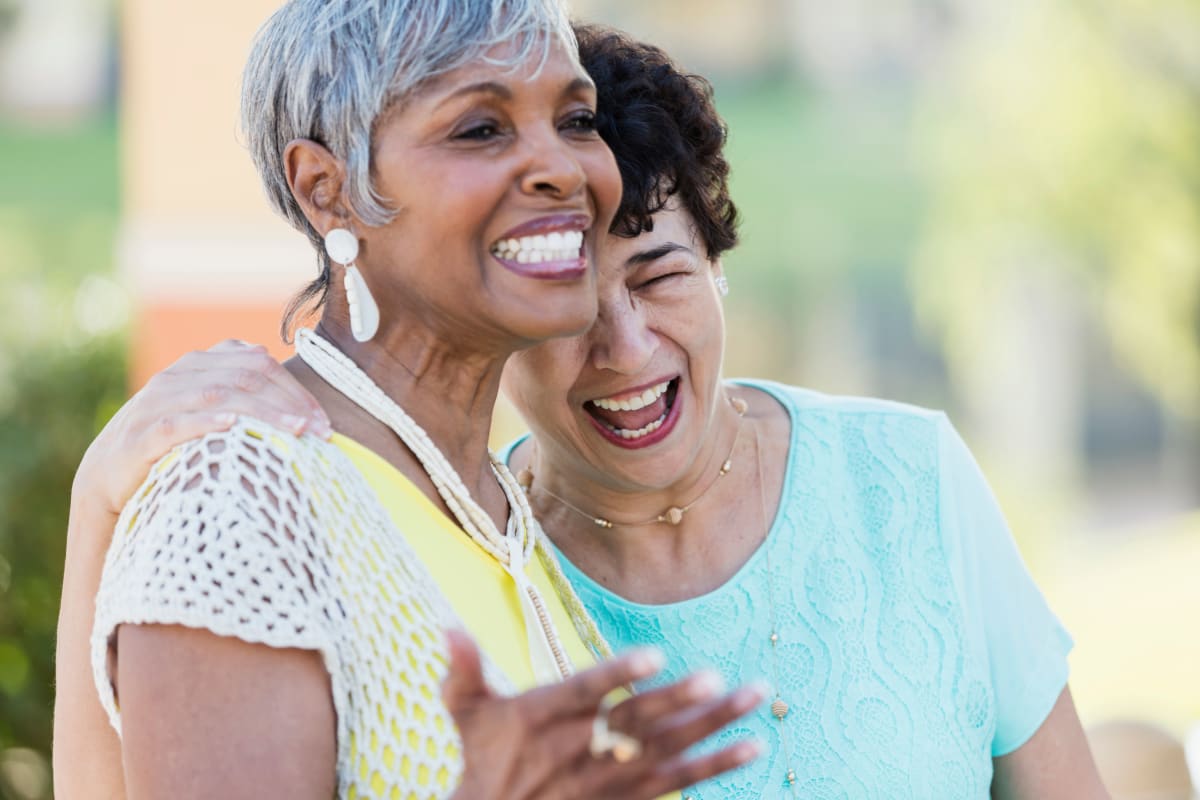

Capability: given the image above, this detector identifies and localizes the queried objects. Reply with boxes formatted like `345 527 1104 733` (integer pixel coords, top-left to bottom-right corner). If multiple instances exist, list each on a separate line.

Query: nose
519 128 587 199
589 294 657 375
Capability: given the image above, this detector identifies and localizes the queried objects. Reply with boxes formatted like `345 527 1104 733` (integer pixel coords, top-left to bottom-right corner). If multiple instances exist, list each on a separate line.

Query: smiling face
346 40 621 352
503 203 728 492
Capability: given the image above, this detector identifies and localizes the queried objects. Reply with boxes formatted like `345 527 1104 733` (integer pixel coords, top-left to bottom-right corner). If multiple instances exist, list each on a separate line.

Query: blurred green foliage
0 2 17 41
0 115 124 800
913 0 1200 417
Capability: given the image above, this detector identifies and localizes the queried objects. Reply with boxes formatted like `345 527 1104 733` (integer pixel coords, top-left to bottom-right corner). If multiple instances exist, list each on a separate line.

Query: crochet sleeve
91 420 345 735
937 415 1074 757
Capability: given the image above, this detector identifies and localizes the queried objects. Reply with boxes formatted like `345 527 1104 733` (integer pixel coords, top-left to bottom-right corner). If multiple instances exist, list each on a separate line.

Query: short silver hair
241 0 578 252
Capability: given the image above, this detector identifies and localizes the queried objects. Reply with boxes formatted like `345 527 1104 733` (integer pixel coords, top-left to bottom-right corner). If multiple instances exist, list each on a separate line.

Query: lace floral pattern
555 383 1033 799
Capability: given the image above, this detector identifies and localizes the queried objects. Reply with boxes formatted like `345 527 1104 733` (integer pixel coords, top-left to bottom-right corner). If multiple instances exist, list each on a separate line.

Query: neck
526 391 751 570
295 314 510 511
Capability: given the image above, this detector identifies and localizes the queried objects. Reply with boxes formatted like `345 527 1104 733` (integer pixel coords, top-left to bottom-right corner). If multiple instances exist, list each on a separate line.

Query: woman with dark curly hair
58 22 1108 800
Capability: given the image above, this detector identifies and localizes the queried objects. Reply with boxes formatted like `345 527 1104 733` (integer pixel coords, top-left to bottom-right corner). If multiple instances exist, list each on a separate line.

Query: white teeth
601 410 668 440
491 230 585 263
591 380 671 412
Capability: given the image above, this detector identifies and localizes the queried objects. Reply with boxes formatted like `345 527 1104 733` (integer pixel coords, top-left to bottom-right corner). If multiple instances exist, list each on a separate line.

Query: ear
284 138 352 237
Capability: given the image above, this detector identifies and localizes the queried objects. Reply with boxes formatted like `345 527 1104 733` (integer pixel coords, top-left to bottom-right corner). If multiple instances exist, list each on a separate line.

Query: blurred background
0 0 1196 797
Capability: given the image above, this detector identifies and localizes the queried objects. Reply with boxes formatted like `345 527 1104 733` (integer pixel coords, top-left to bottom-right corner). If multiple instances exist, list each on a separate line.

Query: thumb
440 629 492 716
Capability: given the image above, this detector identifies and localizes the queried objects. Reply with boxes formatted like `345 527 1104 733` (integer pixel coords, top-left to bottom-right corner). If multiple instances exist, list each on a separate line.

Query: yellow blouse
334 433 598 689
94 419 676 799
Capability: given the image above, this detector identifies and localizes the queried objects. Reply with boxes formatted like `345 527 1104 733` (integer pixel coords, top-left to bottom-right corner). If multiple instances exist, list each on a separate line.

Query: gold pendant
771 698 790 720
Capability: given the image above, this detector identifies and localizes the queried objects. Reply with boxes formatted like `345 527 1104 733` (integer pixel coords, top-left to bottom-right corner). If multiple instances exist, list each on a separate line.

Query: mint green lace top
504 381 1072 798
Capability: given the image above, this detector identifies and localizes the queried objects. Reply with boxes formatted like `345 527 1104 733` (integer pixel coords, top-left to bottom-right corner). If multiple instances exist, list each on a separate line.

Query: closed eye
637 272 687 290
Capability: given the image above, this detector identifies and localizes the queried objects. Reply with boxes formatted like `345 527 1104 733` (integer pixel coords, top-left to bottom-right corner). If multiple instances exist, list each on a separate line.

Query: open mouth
490 226 587 280
583 377 682 448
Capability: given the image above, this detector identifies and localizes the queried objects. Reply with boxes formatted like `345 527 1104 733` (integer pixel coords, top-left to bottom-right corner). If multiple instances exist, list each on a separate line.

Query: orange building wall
128 305 292 390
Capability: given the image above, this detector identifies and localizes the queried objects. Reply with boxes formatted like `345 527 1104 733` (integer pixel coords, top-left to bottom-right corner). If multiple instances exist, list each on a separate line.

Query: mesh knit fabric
92 419 515 799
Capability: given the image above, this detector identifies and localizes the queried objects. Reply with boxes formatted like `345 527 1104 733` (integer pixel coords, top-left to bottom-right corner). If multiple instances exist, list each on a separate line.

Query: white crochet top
92 418 535 799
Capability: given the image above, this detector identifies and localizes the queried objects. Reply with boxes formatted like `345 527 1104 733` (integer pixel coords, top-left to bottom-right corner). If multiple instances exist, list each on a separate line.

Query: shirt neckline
525 379 803 613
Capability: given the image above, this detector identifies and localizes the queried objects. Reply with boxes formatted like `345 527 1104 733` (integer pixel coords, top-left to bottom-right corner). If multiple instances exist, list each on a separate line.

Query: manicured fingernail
311 416 333 439
282 414 307 434
215 412 237 427
734 681 771 711
735 740 764 762
688 670 725 700
627 647 666 676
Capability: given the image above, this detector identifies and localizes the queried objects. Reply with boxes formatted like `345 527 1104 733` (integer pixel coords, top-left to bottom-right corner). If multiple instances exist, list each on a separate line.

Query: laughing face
503 203 729 492
348 39 621 351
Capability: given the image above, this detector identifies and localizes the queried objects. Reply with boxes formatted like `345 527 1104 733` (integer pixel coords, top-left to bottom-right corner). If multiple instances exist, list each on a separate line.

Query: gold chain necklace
518 394 749 529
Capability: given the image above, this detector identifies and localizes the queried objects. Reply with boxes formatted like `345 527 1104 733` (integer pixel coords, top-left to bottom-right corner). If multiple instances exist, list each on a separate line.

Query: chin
504 286 597 344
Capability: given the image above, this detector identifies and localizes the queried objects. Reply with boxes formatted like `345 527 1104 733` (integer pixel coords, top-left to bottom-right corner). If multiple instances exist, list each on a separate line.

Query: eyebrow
439 81 514 105
436 77 595 108
626 242 692 267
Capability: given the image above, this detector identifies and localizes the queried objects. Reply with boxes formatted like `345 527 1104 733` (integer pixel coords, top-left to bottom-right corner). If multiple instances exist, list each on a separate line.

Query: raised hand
442 630 764 800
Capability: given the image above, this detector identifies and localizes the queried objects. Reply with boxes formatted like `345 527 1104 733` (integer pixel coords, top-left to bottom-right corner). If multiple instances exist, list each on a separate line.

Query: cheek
511 347 586 416
504 355 561 418
582 147 622 224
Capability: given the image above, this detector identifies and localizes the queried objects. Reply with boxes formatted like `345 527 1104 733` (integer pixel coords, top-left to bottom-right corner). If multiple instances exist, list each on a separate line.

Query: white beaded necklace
295 327 574 683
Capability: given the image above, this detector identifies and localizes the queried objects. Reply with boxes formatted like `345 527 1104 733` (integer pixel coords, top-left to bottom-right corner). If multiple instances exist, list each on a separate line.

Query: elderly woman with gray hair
51 1 764 798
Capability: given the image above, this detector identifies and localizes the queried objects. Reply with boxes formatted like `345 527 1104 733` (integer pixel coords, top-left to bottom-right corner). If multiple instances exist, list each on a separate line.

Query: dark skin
57 42 764 800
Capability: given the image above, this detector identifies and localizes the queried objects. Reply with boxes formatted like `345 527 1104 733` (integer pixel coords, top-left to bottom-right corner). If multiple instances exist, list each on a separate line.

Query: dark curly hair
575 23 739 258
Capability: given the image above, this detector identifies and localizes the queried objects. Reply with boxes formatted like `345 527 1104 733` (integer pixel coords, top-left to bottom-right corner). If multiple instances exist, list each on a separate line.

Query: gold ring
589 699 642 762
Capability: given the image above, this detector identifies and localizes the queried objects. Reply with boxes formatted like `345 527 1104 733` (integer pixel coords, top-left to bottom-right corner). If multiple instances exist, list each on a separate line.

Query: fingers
570 676 766 798
440 630 493 717
606 669 725 736
523 648 666 727
145 344 330 439
140 410 242 456
636 739 763 798
193 344 328 431
638 682 767 757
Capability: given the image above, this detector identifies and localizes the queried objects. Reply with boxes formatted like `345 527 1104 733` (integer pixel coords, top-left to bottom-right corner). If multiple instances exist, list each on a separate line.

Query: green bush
0 338 126 800
0 115 121 800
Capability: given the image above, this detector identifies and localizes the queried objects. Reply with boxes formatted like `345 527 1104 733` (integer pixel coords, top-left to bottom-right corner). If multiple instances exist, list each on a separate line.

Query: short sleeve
90 421 344 735
938 415 1074 756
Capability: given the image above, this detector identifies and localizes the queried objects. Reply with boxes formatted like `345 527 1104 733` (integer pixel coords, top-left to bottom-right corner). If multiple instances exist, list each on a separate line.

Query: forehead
600 204 700 270
415 37 589 102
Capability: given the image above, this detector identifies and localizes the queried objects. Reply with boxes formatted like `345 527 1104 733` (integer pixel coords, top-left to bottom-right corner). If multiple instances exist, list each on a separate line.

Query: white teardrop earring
325 228 379 342
715 275 730 297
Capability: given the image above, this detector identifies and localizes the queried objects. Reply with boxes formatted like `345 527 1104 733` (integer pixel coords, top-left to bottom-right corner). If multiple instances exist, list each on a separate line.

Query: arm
116 625 336 800
53 341 328 799
935 418 1107 798
991 686 1109 799
53 486 126 800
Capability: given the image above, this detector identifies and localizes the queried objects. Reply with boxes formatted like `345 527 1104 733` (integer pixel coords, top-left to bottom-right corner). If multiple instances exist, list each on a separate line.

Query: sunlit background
0 0 1197 797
